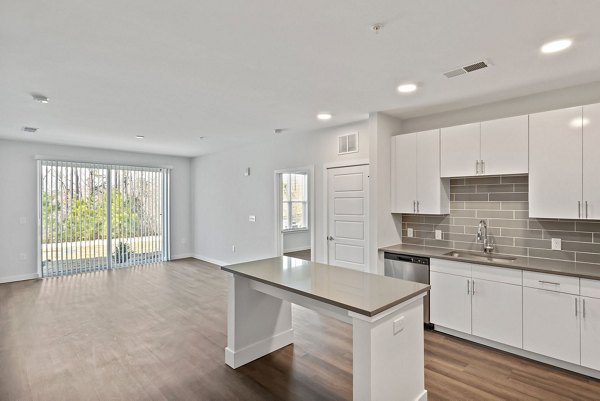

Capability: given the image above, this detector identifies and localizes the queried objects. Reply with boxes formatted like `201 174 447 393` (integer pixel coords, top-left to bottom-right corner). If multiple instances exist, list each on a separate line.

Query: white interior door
327 164 369 271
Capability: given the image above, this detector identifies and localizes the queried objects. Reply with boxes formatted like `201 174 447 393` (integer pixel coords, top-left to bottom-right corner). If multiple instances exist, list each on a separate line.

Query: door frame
273 165 315 261
322 159 369 265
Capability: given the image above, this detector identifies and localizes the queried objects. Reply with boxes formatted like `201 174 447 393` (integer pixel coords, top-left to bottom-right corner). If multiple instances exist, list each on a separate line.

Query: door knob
327 236 334 241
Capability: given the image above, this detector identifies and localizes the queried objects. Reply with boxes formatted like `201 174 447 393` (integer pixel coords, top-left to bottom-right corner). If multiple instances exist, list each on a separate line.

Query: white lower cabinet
581 296 600 370
523 287 580 365
472 279 522 348
430 271 471 334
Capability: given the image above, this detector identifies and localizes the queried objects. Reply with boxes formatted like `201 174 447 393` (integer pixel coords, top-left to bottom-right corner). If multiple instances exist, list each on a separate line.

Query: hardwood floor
284 249 311 261
1 258 599 400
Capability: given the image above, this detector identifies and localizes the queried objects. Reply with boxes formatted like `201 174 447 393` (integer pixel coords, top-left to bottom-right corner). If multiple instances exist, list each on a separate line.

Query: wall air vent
22 126 39 133
338 132 359 155
444 59 491 78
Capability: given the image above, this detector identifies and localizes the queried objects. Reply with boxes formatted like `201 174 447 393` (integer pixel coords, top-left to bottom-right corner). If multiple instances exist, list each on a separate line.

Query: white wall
282 230 310 253
400 81 600 134
191 121 370 266
0 139 193 283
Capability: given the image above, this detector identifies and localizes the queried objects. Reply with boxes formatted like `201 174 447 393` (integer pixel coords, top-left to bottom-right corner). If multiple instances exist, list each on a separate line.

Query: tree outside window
281 173 308 230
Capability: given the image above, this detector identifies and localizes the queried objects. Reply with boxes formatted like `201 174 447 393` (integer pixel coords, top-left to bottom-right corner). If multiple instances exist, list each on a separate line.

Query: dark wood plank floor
284 249 311 261
1 258 599 400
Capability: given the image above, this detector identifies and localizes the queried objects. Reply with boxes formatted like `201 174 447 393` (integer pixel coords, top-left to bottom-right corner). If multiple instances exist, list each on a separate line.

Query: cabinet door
472 279 522 348
523 287 580 365
430 271 471 333
391 134 417 213
416 129 448 214
480 115 528 175
581 296 600 370
583 103 600 220
529 107 583 219
441 123 480 177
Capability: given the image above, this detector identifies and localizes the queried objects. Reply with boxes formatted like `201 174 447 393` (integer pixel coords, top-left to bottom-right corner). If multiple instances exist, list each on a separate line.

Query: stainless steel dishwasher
384 252 431 326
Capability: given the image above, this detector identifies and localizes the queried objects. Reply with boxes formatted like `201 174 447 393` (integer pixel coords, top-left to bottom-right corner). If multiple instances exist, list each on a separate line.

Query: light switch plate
249 215 256 222
407 228 414 237
551 238 562 250
435 229 443 240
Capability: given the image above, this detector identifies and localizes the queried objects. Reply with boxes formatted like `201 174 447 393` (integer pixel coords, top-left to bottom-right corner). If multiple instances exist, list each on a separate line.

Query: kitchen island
222 256 430 401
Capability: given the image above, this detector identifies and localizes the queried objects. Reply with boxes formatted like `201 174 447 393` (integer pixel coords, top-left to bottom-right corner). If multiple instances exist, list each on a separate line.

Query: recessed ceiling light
397 83 418 93
136 135 145 139
317 113 332 120
22 126 39 133
32 94 49 104
541 39 572 54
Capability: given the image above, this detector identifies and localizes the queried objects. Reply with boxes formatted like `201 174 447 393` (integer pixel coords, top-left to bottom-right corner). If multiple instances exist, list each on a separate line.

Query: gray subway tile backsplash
402 175 600 266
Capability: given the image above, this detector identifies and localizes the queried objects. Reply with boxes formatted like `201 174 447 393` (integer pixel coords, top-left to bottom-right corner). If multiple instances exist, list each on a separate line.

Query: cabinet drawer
523 271 579 295
472 264 522 286
430 258 471 277
581 278 600 299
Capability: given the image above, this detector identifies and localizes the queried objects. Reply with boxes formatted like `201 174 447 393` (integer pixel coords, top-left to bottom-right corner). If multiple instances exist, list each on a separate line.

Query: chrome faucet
477 220 495 254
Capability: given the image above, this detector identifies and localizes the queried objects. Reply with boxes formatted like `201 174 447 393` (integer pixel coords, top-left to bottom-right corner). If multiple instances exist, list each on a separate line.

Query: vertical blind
39 160 170 277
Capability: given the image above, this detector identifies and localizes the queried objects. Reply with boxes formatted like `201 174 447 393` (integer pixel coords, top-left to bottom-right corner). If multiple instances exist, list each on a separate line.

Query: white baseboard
193 254 230 267
283 247 310 253
416 390 428 401
435 325 600 380
171 253 193 260
225 329 294 369
0 273 40 284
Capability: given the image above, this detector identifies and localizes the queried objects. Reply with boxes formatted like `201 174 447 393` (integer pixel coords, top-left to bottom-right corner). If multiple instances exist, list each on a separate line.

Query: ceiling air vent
338 132 359 155
22 126 39 133
444 59 491 78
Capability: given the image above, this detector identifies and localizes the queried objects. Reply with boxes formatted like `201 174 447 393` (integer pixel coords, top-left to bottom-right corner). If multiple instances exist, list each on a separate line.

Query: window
281 173 308 231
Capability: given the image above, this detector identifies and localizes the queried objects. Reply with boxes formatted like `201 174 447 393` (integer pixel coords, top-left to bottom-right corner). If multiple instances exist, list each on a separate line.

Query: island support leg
351 295 427 401
225 273 294 368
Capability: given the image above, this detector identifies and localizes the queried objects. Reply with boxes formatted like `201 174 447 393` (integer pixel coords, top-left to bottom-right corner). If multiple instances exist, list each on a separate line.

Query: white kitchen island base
223 261 428 401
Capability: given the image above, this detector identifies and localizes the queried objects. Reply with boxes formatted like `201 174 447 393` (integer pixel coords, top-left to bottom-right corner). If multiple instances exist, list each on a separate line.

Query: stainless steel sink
443 250 517 263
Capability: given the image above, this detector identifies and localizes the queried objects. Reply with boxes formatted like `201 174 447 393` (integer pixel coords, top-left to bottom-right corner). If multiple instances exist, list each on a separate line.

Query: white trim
193 254 230 267
273 165 315 262
0 273 40 284
322 160 370 265
171 253 194 260
435 325 600 380
36 160 42 277
225 328 294 369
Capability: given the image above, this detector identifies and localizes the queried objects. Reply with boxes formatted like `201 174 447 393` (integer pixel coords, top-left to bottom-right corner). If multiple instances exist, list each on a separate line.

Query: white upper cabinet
391 133 417 213
391 130 449 215
583 103 600 220
441 116 528 177
441 123 480 177
480 115 529 176
529 107 583 219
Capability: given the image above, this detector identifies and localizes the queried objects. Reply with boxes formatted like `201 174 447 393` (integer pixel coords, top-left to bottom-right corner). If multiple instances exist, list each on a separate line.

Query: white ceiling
2 0 600 157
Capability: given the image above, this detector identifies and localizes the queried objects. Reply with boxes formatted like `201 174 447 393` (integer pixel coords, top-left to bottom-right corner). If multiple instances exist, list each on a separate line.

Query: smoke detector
444 59 492 78
370 23 384 34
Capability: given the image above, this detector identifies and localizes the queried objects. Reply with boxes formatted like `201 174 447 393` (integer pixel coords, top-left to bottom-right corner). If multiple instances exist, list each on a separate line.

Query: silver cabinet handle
481 160 485 174
475 160 480 175
583 298 586 319
539 280 560 286
586 201 589 219
416 200 420 213
579 201 582 218
575 298 578 316
413 200 416 213
467 279 470 295
472 280 475 295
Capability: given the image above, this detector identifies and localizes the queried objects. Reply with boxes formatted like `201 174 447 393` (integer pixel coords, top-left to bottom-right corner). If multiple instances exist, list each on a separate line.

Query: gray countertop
380 244 600 281
222 256 430 317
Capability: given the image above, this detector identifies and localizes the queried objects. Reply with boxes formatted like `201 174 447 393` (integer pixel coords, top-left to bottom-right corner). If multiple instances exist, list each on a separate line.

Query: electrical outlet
435 229 443 240
551 238 562 250
407 228 414 238
231 245 236 253
249 215 256 222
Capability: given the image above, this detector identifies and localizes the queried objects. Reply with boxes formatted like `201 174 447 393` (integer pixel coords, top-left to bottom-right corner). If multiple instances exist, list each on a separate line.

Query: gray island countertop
222 256 430 317
380 244 600 280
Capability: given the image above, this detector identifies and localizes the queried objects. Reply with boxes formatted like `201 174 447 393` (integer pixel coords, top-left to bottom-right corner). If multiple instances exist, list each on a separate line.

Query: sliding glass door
39 161 170 277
